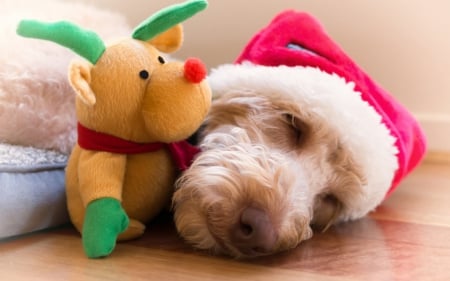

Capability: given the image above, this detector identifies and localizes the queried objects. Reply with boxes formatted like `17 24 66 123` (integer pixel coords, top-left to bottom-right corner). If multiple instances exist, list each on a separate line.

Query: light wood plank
371 162 450 226
1 162 450 281
0 232 345 281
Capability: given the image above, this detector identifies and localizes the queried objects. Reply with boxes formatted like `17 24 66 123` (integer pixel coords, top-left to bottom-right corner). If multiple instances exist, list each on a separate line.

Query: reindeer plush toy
17 0 211 258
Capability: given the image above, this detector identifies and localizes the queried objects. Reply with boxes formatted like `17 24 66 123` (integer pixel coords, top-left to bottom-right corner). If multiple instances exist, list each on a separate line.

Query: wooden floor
1 160 449 281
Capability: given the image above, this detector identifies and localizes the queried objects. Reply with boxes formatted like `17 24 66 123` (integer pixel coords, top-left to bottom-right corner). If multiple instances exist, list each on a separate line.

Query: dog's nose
230 207 277 256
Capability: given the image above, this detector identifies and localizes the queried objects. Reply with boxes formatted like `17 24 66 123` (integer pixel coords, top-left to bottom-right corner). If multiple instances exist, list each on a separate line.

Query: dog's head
173 9 426 258
173 63 398 258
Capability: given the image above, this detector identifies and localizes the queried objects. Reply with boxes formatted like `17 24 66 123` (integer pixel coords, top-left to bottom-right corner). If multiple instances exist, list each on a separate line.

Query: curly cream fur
173 91 366 258
173 64 398 258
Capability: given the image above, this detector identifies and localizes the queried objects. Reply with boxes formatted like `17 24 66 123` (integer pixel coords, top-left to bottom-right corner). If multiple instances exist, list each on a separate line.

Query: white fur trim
208 63 399 220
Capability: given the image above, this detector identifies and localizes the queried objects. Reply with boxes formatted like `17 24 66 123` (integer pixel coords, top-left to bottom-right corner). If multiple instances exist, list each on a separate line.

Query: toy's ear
148 24 183 53
68 61 96 106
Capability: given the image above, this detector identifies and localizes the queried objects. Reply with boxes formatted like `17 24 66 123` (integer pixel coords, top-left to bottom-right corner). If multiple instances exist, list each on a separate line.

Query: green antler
132 0 208 41
17 20 106 64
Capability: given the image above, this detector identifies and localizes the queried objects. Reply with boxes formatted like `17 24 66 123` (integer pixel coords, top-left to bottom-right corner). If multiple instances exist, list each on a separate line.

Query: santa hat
208 10 426 218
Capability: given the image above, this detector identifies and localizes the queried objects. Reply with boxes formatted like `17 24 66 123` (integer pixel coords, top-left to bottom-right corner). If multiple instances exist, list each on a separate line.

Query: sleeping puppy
172 10 426 258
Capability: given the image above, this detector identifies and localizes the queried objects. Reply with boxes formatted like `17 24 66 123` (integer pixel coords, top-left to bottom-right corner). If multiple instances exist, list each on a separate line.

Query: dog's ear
311 194 343 232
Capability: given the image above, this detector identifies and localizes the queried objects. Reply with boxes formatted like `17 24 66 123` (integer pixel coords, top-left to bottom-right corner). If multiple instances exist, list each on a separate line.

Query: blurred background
63 0 450 153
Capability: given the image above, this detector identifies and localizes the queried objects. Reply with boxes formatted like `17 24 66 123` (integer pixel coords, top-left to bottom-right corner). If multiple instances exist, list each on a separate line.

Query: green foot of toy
82 197 129 258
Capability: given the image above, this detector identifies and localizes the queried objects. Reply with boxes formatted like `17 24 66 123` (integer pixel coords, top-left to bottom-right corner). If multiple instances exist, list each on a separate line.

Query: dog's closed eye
283 113 309 146
311 194 342 232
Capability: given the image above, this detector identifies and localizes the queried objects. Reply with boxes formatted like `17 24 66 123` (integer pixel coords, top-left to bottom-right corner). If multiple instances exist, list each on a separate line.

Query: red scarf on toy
77 123 199 171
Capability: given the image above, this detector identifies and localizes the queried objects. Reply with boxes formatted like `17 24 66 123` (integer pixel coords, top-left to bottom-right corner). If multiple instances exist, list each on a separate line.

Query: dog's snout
230 207 277 256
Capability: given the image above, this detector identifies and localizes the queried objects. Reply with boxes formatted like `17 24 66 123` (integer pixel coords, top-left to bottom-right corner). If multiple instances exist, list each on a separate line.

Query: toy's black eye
139 70 149 79
158 56 165 64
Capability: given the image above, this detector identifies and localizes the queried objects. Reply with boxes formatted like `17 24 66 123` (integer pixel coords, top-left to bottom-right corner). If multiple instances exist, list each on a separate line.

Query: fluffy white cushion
0 0 131 239
0 0 131 153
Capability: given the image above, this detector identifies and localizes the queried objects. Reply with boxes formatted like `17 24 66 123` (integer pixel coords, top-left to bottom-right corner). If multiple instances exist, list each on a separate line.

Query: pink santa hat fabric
235 10 427 196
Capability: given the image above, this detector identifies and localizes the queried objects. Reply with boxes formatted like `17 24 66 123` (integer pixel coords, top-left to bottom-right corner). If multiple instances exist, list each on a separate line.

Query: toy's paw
117 219 146 241
82 197 129 258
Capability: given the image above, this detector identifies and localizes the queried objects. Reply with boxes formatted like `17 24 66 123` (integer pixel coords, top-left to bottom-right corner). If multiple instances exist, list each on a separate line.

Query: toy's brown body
66 146 175 239
17 0 211 258
63 31 211 241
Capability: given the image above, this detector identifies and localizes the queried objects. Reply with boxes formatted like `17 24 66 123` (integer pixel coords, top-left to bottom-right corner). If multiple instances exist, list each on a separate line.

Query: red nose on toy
184 57 207 83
